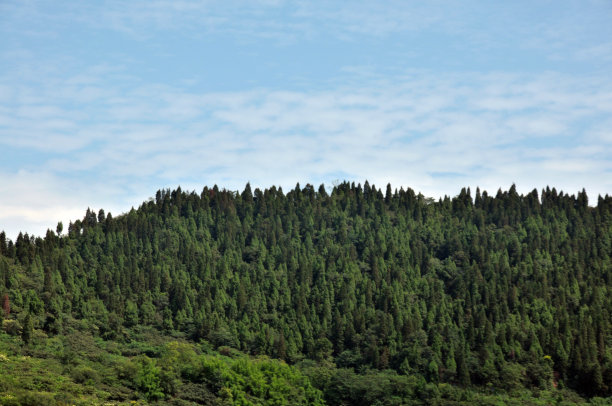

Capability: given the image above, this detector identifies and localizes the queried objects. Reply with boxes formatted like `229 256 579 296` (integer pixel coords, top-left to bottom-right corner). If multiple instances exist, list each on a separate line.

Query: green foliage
302 365 421 406
70 364 99 385
21 314 32 344
194 354 325 405
134 355 165 401
1 182 612 402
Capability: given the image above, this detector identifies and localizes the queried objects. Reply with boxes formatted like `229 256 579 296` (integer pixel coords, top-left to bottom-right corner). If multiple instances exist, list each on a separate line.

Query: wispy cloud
3 0 611 59
1 64 611 238
1 1 611 239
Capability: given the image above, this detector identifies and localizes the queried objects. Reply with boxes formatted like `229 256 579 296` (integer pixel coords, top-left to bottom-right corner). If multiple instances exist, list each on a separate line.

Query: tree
2 293 9 317
22 312 33 344
135 356 165 401
124 300 139 327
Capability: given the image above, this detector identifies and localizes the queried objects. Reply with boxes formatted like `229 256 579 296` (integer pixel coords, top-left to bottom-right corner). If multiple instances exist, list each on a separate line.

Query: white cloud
4 73 612 154
3 0 608 56
0 170 129 240
1 57 612 238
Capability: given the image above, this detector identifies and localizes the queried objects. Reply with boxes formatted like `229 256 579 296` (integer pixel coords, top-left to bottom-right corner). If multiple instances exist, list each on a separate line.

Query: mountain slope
1 182 611 401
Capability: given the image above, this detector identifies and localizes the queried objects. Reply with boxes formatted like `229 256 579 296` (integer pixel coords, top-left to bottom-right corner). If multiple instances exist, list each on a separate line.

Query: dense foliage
0 325 325 405
1 182 611 403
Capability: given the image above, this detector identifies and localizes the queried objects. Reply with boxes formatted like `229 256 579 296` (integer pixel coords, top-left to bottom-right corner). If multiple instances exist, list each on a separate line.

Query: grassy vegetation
1 319 328 405
1 321 610 405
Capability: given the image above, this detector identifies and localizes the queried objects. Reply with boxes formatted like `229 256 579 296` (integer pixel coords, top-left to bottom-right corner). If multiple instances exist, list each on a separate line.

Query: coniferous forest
1 182 611 405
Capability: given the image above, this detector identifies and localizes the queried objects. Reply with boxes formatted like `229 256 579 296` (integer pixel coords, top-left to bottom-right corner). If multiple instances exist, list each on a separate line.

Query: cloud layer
1 1 611 239
2 68 611 238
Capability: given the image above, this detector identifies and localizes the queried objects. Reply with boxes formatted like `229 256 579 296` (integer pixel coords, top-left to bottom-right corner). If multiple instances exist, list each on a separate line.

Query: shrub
70 365 99 385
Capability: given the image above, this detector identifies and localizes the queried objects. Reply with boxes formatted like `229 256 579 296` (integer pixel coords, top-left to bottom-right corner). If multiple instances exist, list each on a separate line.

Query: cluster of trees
118 341 324 404
0 326 326 405
1 182 611 400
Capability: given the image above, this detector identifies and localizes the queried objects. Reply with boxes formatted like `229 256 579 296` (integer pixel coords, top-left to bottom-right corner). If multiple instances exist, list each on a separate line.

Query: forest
0 181 611 405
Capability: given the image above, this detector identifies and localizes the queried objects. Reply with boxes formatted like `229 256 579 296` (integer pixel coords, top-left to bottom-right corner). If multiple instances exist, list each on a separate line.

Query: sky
1 0 612 239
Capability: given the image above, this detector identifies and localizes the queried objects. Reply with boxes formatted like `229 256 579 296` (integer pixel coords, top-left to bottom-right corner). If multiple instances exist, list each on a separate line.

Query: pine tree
22 312 33 344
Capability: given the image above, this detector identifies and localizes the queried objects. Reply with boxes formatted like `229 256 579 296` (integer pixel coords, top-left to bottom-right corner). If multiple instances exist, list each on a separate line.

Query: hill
1 182 611 404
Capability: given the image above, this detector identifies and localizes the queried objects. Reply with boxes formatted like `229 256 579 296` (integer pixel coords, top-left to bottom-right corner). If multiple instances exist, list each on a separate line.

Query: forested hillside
1 182 611 404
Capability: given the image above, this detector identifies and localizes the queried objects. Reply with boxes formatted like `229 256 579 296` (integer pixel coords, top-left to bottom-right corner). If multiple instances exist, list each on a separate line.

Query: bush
134 355 165 401
499 362 526 391
0 394 20 406
2 320 20 336
15 391 55 406
70 365 99 385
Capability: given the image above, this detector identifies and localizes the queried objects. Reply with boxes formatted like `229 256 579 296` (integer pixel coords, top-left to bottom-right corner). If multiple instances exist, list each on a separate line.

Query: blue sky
1 0 612 239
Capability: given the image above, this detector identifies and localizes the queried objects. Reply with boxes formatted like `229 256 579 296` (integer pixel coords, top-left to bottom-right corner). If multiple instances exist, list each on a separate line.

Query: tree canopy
1 182 611 403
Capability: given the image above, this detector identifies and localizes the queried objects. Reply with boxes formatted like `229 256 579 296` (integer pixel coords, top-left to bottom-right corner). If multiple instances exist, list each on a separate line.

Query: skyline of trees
1 181 611 402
